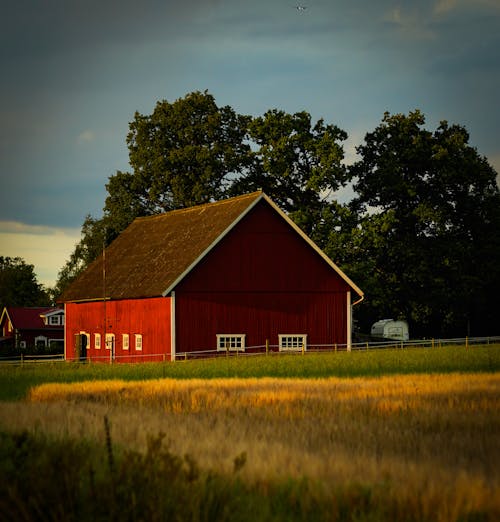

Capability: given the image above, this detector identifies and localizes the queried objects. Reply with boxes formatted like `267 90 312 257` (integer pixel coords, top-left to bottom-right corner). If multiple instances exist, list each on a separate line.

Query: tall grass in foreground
1 373 498 521
0 429 411 522
0 344 498 400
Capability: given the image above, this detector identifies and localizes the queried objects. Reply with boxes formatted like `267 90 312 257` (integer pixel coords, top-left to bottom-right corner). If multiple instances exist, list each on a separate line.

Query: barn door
80 334 88 360
74 333 88 361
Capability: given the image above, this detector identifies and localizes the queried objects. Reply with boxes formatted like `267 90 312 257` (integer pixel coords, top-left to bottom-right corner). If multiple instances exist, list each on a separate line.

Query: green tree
347 110 500 337
0 256 49 307
232 109 349 237
122 90 252 215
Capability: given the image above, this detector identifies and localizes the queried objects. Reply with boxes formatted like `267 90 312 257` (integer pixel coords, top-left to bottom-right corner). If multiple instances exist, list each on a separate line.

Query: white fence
1 336 498 364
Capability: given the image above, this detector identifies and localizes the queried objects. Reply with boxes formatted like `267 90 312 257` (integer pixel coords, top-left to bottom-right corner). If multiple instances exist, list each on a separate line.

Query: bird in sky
295 5 308 11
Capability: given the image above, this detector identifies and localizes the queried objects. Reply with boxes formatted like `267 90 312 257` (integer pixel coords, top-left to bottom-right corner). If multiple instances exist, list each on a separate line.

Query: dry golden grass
1 373 499 521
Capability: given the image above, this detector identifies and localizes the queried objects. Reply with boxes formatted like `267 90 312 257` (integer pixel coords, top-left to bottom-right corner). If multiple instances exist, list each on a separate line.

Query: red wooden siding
175 200 351 352
65 297 171 362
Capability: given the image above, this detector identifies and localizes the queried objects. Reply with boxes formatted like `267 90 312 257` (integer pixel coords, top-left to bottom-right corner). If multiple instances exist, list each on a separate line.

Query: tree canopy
231 109 348 236
55 95 500 338
0 256 50 308
342 110 500 337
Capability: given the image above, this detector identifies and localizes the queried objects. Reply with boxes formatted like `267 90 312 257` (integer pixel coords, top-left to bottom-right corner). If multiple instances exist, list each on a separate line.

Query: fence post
432 338 435 349
266 339 269 355
301 342 305 355
466 336 469 349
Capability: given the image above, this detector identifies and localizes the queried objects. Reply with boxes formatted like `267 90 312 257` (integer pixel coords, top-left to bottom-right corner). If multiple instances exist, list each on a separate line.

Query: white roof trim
0 307 10 327
162 193 265 296
40 309 64 318
261 194 364 297
162 192 364 298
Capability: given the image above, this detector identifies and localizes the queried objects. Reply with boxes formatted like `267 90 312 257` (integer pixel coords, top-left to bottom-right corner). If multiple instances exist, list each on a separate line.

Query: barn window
95 333 101 349
279 334 307 352
216 334 246 351
122 334 129 351
49 315 61 326
135 334 143 351
105 333 115 350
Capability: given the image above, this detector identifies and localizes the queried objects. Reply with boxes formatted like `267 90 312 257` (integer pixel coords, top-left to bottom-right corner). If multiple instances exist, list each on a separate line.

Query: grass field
0 345 499 521
0 344 498 401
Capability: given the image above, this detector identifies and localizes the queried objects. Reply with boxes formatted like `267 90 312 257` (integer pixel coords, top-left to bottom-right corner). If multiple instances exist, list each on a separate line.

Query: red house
61 192 363 362
0 306 65 352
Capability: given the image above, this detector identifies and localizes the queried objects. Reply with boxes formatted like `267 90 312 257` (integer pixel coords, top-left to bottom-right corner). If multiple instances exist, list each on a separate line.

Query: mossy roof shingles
61 192 263 302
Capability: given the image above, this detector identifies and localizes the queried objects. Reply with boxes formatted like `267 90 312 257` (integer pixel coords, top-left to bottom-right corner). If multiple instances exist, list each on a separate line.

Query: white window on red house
122 334 129 351
49 315 60 326
135 334 143 351
217 334 246 351
105 333 115 350
279 334 307 352
95 333 101 350
35 336 47 348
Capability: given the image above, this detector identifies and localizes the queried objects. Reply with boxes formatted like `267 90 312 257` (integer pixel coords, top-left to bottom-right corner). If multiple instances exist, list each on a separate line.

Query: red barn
61 192 363 362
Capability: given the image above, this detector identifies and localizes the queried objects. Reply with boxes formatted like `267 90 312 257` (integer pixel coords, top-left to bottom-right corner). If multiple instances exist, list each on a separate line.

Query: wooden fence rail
0 336 498 364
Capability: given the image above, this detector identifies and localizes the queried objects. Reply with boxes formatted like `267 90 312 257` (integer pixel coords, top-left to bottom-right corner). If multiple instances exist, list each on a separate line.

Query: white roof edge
261 194 364 297
0 307 10 325
40 308 64 317
162 192 363 298
162 193 265 296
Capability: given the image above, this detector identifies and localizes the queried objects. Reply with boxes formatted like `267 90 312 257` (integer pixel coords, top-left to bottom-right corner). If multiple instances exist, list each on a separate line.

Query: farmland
0 345 499 521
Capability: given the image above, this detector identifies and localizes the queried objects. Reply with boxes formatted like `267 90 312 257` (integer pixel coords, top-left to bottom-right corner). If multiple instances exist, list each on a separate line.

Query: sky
1 0 499 287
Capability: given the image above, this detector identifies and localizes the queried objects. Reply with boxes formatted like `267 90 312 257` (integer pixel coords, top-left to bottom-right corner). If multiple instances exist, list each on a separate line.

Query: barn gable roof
61 191 363 303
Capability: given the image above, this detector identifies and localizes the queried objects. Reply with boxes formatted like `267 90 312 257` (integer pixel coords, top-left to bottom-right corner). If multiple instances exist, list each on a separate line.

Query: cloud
77 130 96 144
0 221 80 237
435 0 500 13
434 0 458 15
0 222 81 287
383 6 435 40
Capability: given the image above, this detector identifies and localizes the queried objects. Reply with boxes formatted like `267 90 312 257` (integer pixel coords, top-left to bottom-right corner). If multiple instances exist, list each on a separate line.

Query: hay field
1 372 498 520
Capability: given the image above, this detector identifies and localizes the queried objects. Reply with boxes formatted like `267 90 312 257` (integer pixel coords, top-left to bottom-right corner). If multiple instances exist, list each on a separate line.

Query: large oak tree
341 110 500 337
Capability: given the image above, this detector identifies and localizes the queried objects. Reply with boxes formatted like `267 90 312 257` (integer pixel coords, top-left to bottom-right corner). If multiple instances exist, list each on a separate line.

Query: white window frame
95 333 101 350
105 333 115 350
122 334 129 351
216 334 246 352
135 334 143 351
34 335 47 347
80 332 90 349
49 315 60 326
279 334 307 352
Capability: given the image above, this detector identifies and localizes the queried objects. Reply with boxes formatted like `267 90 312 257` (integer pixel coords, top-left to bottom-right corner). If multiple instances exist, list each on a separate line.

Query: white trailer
370 319 409 341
